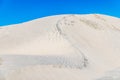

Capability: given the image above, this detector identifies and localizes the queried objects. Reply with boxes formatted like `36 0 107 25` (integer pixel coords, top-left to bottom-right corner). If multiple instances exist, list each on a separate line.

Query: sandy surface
0 14 120 80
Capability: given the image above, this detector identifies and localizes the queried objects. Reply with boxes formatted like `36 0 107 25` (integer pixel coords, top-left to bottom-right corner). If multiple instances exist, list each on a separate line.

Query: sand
0 14 120 80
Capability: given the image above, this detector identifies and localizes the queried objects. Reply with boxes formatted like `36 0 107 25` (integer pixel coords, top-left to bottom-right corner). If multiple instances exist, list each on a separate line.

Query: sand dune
0 14 120 80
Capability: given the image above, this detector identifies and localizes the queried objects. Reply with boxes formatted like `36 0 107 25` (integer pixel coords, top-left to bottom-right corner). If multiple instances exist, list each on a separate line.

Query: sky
0 0 120 26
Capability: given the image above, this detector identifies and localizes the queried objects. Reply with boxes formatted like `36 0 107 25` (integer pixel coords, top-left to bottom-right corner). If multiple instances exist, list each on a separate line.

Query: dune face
0 14 120 80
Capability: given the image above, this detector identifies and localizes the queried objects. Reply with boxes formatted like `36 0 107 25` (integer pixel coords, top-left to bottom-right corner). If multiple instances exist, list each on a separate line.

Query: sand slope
0 14 120 80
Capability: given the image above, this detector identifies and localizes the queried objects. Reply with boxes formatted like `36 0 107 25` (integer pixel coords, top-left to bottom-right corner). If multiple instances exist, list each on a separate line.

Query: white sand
0 14 120 80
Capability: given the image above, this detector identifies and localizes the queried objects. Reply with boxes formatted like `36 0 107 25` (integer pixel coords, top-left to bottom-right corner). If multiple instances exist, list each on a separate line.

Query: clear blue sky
0 0 120 26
